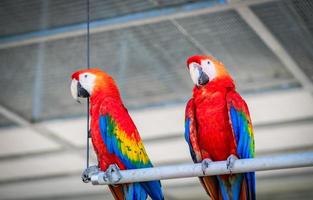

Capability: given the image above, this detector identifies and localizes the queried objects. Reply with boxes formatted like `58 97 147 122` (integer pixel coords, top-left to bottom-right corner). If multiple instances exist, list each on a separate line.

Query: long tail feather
125 183 147 200
108 180 163 200
240 178 247 200
200 173 255 200
109 185 125 200
200 176 219 200
141 180 164 200
216 173 255 200
245 172 256 200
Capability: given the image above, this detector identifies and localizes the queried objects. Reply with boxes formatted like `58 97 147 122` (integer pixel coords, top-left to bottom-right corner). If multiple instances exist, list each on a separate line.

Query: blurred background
0 0 313 199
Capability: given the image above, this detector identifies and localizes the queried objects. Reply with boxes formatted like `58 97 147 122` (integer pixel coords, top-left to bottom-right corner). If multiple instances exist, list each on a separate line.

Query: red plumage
71 69 164 200
185 55 255 200
193 77 237 162
90 97 126 170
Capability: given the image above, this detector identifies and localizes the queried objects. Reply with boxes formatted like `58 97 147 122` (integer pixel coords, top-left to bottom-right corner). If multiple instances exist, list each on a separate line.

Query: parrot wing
185 99 202 163
99 114 152 169
226 91 256 200
185 99 220 200
99 98 164 200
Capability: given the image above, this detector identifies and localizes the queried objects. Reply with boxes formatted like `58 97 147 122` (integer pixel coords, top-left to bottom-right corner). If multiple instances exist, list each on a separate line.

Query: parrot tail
216 173 256 200
199 174 254 200
245 172 256 200
217 174 243 200
141 180 164 200
125 183 147 200
199 176 219 200
108 180 163 200
109 185 125 200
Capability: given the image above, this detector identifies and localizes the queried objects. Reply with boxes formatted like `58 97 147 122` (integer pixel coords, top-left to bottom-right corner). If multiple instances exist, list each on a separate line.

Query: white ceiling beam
0 127 61 158
0 104 78 150
42 89 313 147
0 153 84 181
235 5 313 93
170 19 210 54
0 176 106 200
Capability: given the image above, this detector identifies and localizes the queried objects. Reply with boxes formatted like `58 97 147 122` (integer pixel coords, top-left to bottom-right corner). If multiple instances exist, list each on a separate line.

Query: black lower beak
198 69 210 85
77 82 90 98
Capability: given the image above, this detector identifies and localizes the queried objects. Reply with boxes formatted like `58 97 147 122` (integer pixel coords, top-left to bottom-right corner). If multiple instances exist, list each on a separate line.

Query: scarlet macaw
71 68 164 200
185 55 255 200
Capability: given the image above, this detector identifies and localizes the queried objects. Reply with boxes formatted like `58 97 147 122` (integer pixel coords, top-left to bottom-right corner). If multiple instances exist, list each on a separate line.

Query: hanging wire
86 0 90 169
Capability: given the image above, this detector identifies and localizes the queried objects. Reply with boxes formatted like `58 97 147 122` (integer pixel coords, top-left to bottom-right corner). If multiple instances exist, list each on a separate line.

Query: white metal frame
91 152 313 185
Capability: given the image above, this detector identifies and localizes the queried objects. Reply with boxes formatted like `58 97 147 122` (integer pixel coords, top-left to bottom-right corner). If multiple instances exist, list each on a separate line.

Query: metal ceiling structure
0 0 313 199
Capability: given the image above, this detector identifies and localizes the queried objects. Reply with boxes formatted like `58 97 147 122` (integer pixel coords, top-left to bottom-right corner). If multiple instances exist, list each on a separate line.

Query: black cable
86 0 90 169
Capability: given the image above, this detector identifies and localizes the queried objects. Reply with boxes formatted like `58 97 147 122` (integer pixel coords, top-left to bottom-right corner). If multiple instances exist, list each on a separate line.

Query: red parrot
71 68 164 200
184 55 255 200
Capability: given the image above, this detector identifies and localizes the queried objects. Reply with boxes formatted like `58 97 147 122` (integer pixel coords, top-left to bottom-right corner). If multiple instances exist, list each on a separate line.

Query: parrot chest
195 91 236 161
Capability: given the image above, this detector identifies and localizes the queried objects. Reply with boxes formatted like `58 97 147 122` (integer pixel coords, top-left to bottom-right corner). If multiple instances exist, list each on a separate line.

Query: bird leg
201 158 213 175
81 165 100 183
104 164 122 184
226 154 238 174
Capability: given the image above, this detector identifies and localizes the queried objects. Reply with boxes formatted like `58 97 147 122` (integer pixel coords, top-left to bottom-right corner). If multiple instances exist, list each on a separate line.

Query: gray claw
226 154 238 174
201 158 212 175
81 165 99 183
105 164 122 184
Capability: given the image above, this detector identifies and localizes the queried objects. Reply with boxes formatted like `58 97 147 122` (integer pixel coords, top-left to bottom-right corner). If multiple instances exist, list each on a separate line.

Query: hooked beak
189 62 210 86
71 79 90 103
198 68 210 85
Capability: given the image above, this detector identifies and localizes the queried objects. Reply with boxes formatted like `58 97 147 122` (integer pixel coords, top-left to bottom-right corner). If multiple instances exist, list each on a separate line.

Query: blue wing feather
229 102 256 200
185 118 198 163
229 106 254 159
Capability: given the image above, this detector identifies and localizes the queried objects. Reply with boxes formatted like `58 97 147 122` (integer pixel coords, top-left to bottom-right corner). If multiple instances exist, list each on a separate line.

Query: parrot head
70 68 119 102
187 55 229 86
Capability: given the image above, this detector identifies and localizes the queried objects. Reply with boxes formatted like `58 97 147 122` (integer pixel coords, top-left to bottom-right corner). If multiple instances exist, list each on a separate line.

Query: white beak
71 79 79 101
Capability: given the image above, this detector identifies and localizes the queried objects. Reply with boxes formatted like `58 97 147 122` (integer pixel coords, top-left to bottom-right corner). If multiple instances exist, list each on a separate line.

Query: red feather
193 76 237 161
186 76 254 199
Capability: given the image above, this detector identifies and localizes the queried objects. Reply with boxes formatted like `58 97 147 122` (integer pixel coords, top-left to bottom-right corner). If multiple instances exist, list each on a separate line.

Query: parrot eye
84 74 88 78
207 61 211 65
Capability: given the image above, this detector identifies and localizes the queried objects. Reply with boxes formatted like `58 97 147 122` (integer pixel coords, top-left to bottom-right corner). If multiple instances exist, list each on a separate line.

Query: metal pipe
91 152 313 185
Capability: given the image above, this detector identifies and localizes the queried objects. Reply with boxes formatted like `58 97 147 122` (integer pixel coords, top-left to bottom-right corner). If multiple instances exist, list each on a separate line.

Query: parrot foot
104 164 122 184
226 154 238 174
201 158 213 175
81 165 99 183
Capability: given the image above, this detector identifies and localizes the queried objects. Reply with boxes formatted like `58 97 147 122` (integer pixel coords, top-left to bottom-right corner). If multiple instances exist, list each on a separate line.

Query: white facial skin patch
201 59 216 81
189 60 217 85
78 73 96 95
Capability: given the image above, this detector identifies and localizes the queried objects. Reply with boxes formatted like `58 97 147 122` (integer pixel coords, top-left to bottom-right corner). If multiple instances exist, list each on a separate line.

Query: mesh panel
38 37 86 120
251 0 313 82
0 0 210 37
40 20 201 120
176 10 298 91
0 44 37 121
0 1 304 122
291 0 313 34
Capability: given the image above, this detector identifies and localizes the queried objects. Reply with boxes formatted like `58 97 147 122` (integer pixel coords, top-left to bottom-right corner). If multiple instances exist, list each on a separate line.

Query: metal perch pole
91 151 313 185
